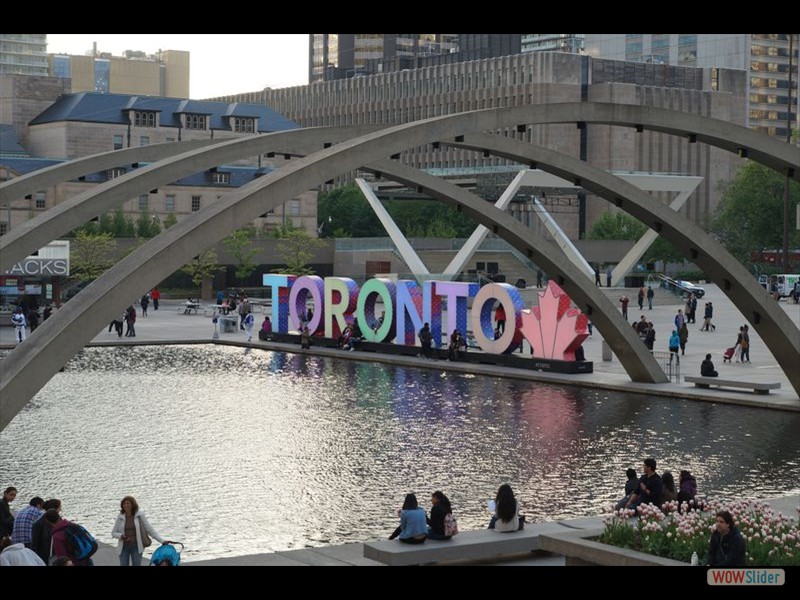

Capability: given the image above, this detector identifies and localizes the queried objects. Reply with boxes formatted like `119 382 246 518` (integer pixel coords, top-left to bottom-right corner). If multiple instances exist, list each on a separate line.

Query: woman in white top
488 483 520 532
111 495 164 566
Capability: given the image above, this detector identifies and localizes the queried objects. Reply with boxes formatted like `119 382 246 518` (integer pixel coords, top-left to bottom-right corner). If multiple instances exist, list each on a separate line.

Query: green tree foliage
317 184 477 238
589 211 686 266
223 229 261 284
712 162 800 264
135 212 162 238
163 212 178 229
588 212 646 240
180 249 225 287
70 231 117 281
274 228 325 275
111 208 136 238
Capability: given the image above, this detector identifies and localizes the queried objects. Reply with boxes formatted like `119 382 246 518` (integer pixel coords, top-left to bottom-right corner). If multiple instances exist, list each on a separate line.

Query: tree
274 228 325 275
588 212 646 241
223 229 261 284
163 212 178 229
111 208 136 238
589 210 687 268
712 162 800 265
180 249 225 300
317 184 477 238
135 211 161 238
70 231 117 281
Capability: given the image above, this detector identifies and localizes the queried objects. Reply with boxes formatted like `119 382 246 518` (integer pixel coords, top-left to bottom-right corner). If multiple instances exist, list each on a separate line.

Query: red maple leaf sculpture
520 281 589 361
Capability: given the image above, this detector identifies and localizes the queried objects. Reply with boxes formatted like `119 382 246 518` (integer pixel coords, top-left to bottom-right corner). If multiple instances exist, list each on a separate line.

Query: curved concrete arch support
446 132 800 397
3 102 800 429
0 138 222 204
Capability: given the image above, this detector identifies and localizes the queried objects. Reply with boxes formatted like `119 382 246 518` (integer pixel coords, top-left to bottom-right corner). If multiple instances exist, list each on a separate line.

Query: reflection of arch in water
2 102 799 431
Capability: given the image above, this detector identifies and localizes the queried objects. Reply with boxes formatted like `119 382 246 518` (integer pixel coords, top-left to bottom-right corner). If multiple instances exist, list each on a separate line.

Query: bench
178 302 201 315
363 524 565 566
684 376 781 395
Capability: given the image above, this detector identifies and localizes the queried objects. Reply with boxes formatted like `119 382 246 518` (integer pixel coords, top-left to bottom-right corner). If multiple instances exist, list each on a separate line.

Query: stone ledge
539 527 687 566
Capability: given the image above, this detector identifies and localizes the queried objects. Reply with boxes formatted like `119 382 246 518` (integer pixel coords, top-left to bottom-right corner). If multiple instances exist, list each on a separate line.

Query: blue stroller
150 541 184 566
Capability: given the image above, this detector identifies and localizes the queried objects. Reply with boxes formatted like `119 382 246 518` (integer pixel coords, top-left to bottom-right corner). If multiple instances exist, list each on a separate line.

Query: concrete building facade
49 47 190 98
220 51 747 239
585 34 799 139
0 92 317 236
0 34 48 76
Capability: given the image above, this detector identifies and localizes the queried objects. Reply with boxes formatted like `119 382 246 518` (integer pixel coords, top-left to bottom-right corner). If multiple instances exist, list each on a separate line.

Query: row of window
131 111 254 132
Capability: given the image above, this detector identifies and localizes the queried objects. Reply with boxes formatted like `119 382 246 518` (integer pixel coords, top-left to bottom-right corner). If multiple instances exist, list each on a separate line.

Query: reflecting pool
2 345 798 562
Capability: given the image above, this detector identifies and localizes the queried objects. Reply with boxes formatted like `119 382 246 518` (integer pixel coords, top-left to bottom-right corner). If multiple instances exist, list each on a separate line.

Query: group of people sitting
388 484 523 544
614 459 697 512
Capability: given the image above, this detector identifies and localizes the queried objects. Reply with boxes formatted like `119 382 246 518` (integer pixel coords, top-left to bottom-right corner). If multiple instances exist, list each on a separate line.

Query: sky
47 34 309 99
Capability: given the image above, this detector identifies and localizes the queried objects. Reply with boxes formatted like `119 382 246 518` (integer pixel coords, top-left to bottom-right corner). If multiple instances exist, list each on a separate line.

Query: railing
652 350 681 382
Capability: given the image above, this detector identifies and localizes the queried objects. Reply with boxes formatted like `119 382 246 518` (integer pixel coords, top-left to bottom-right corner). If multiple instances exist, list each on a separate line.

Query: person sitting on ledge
700 353 718 377
300 326 311 349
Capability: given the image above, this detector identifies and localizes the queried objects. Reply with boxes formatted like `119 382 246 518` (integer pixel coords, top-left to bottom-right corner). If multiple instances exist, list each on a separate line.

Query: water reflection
1 345 798 562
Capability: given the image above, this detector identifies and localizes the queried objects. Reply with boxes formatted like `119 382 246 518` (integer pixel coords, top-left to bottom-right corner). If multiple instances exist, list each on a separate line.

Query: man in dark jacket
701 354 718 377
707 510 746 566
29 501 61 564
625 458 663 509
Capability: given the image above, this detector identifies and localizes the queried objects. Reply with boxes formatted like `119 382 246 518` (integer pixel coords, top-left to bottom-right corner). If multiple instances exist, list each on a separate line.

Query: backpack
63 523 98 560
444 513 459 537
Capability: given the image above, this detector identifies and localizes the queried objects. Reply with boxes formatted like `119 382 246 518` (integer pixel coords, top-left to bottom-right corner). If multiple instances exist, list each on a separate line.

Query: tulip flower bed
599 498 800 566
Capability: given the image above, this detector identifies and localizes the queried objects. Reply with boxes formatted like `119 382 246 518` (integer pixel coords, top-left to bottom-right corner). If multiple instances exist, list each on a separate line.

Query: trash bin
601 340 613 362
220 316 237 333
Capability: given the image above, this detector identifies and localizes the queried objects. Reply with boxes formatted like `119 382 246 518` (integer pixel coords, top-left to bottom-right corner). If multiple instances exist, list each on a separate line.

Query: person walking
669 330 681 364
701 302 715 331
740 325 750 362
536 269 543 288
11 307 26 344
140 293 150 317
125 305 137 337
678 322 689 356
594 266 601 287
637 286 645 310
646 285 654 310
111 496 164 567
243 311 255 342
150 287 161 311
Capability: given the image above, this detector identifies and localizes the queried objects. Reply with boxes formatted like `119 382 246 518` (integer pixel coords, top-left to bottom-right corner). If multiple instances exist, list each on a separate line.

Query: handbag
139 518 152 547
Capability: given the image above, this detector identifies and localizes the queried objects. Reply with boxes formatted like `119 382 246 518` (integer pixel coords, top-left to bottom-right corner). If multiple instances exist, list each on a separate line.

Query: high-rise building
310 34 460 82
48 46 190 98
0 34 48 76
585 34 799 139
521 34 584 54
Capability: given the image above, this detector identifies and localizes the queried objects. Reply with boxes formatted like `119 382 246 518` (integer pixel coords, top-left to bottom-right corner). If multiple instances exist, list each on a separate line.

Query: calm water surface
2 345 798 562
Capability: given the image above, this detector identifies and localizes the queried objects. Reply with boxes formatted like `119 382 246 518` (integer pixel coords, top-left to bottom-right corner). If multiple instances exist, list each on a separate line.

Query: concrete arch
0 125 380 271
4 101 797 271
0 138 222 204
445 132 800 396
3 103 799 428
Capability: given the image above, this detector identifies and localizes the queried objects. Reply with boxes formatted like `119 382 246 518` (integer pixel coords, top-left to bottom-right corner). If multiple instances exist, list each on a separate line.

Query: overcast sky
47 34 309 99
